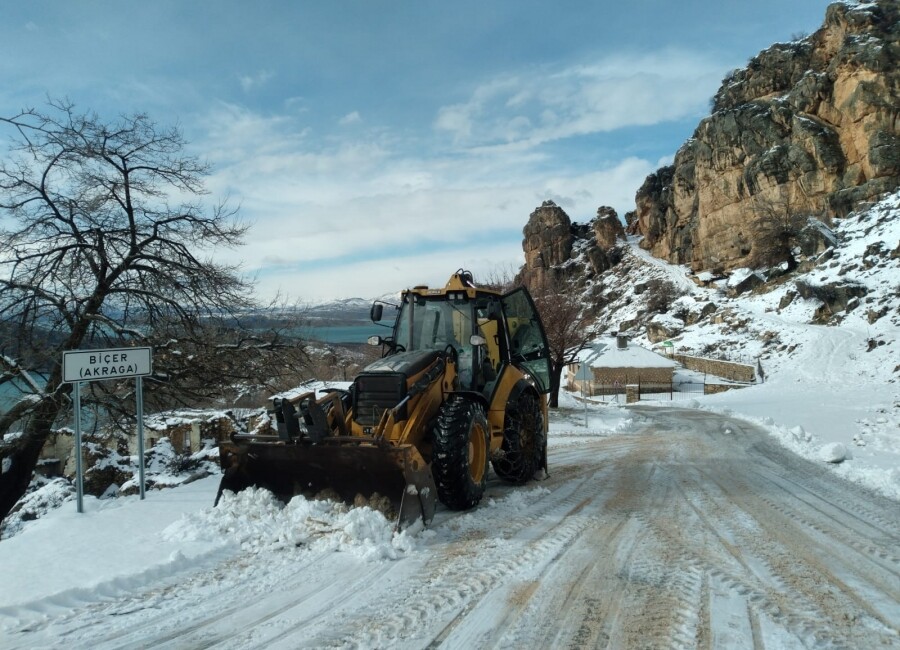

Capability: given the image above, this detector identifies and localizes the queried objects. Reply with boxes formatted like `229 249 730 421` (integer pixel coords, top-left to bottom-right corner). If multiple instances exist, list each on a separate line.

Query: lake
302 324 385 344
1 376 45 416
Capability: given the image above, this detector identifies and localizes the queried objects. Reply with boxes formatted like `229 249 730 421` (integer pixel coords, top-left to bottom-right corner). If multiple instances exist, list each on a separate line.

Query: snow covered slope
592 190 900 498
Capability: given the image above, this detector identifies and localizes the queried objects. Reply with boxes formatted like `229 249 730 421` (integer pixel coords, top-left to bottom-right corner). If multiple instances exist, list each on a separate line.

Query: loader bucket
216 439 437 528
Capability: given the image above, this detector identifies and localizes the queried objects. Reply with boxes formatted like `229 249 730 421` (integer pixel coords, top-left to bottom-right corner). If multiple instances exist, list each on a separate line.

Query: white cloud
238 70 274 92
434 49 724 150
197 103 658 302
213 154 654 301
201 102 312 165
434 104 473 143
338 111 362 126
255 242 527 302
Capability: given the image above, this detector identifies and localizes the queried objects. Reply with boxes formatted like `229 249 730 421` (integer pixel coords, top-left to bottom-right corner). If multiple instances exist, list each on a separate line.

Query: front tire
433 396 490 510
492 389 544 484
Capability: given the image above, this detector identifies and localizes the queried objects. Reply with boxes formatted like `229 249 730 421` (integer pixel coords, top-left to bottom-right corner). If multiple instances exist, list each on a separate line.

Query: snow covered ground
0 401 632 641
619 189 900 500
3 355 894 629
2 393 898 649
0 192 897 648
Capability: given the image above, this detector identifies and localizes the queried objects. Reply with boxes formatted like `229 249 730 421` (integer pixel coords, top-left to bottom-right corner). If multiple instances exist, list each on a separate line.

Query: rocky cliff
519 201 625 289
632 0 899 273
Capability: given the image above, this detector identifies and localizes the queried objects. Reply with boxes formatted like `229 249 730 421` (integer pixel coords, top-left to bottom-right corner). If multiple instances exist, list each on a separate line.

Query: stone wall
674 354 756 382
704 383 740 395
568 365 675 393
593 367 675 386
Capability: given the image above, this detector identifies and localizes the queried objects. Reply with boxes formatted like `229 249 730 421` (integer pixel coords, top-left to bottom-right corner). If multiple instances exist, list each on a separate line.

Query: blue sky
1 1 834 301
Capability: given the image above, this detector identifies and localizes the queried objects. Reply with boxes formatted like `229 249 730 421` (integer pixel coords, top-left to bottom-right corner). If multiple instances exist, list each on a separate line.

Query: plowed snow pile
162 487 419 560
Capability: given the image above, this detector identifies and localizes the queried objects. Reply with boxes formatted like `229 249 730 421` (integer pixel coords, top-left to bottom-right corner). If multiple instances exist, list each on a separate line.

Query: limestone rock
519 202 626 289
633 0 900 274
726 270 766 297
646 314 685 343
593 206 626 249
795 278 868 321
682 301 718 325
520 201 574 288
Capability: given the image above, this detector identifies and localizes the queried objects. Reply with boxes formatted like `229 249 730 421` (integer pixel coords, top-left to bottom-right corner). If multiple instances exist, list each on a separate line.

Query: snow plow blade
216 437 437 528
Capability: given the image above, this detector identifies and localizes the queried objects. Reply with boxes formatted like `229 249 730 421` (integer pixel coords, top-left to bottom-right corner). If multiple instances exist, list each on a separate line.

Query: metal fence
581 380 706 403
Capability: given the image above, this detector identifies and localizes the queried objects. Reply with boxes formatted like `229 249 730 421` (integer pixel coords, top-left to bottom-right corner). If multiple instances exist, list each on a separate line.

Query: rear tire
433 396 490 510
492 389 544 484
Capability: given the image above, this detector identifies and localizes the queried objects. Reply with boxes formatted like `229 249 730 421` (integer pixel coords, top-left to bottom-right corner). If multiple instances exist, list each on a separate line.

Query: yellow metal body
217 272 549 527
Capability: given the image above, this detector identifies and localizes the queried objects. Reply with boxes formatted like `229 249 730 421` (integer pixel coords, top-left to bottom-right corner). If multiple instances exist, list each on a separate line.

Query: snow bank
163 487 418 561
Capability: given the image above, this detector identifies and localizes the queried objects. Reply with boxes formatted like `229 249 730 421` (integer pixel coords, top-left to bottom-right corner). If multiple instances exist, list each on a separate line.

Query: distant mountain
304 298 374 325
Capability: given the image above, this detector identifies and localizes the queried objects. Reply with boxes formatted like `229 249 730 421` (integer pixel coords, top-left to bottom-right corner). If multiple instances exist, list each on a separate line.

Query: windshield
396 295 472 352
396 294 478 388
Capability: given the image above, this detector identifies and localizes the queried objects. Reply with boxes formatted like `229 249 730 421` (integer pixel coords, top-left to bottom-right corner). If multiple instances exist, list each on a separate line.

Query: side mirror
367 335 383 347
470 335 486 347
370 303 383 322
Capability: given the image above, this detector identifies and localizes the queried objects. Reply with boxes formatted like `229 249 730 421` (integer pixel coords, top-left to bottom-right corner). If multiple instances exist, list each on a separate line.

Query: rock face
521 201 573 288
795 278 869 322
519 202 626 289
633 0 900 273
593 206 626 249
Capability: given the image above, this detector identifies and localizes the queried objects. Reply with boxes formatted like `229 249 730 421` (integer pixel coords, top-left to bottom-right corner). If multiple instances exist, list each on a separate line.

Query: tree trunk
548 360 565 408
0 395 64 528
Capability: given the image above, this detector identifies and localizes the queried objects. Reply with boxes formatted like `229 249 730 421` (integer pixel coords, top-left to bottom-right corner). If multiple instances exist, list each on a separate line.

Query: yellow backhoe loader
216 270 552 527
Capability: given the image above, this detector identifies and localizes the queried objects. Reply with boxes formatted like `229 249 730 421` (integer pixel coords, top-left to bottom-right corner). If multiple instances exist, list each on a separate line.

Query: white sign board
575 364 594 381
63 347 152 383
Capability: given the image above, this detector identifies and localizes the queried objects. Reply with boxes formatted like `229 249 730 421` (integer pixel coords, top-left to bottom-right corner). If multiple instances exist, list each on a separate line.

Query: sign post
575 364 594 427
62 347 153 512
136 376 145 500
73 381 84 513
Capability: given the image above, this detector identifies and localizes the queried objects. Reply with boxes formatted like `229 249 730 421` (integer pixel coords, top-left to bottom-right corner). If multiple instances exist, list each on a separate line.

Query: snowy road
7 407 900 649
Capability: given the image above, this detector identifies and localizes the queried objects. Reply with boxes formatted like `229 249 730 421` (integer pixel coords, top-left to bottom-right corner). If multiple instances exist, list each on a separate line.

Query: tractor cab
370 272 551 398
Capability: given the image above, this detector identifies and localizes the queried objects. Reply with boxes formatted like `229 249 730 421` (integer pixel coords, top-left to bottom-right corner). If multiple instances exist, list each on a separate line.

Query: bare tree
749 193 816 271
0 99 305 525
644 279 683 314
529 277 601 408
482 266 600 407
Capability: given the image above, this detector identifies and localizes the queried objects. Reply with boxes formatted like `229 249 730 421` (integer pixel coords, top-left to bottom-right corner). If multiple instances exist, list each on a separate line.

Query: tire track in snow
9 408 898 649
749 467 900 574
135 561 396 650
641 470 833 648
660 452 900 648
527 517 635 649
298 498 601 649
608 409 900 648
43 551 395 650
476 446 706 650
752 441 900 538
275 441 642 649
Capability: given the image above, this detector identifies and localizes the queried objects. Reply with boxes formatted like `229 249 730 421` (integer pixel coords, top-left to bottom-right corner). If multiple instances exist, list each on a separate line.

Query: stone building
568 336 678 394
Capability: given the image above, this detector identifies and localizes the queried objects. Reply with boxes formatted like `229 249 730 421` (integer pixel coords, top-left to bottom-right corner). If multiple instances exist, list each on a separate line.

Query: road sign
63 347 153 512
63 347 152 383
575 364 593 381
